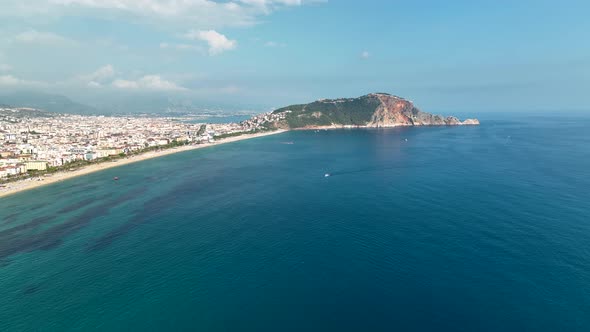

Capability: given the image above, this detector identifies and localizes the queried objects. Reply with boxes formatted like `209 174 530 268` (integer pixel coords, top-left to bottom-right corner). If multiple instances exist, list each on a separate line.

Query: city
0 107 287 180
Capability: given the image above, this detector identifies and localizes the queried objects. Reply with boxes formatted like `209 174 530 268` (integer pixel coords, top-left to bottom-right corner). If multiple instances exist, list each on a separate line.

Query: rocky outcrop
272 93 479 128
461 118 480 125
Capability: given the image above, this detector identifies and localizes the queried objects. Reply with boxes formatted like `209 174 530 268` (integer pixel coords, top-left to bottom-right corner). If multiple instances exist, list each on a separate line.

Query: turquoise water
1 115 590 331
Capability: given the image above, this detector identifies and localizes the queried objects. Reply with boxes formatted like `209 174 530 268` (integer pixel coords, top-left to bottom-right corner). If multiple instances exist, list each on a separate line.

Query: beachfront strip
0 108 287 179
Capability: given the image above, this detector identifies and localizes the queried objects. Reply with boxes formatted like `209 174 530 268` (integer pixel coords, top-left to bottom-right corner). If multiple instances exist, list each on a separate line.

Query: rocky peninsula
268 93 479 129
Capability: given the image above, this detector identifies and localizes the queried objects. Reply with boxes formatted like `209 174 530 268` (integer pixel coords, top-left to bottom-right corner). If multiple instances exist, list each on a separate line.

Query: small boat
324 173 330 177
113 177 119 181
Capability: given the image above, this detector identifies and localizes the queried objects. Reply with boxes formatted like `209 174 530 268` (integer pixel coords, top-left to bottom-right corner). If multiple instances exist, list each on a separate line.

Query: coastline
0 130 286 199
292 124 412 130
293 122 480 131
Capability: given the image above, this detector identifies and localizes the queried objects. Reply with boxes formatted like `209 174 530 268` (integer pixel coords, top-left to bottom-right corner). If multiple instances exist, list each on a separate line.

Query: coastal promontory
268 93 479 129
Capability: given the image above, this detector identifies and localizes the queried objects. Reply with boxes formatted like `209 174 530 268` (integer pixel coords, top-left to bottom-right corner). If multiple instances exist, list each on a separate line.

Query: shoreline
0 130 286 199
293 122 479 131
293 124 412 131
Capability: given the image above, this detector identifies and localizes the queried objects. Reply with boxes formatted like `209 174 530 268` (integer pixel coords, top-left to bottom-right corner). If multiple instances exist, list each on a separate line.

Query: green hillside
272 95 382 128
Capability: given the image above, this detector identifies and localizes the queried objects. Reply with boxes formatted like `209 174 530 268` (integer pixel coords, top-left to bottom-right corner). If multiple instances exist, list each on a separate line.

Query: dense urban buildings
0 107 286 179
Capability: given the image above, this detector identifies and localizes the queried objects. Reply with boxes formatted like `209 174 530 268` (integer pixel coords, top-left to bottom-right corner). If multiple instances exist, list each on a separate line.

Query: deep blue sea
1 114 590 331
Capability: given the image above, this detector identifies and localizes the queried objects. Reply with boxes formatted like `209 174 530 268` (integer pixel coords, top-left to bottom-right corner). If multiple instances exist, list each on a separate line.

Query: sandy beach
0 130 286 199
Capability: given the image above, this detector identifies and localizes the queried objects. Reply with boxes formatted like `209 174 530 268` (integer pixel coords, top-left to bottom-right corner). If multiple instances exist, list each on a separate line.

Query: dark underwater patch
87 190 176 251
57 197 96 214
22 284 41 295
87 179 206 251
0 215 58 240
86 216 142 252
0 187 147 261
67 184 100 196
1 212 20 225
29 203 47 211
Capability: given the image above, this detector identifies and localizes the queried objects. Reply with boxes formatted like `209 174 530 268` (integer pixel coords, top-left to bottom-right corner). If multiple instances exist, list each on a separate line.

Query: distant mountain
83 94 178 114
0 106 55 119
271 93 479 129
0 91 258 115
91 94 263 115
0 91 97 115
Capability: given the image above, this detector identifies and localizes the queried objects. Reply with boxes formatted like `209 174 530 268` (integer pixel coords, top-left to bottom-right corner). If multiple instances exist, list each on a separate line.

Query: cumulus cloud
0 75 25 86
112 79 139 89
0 64 12 72
74 65 116 87
88 64 115 82
0 67 186 92
0 0 323 93
112 75 187 91
185 30 236 55
0 74 45 87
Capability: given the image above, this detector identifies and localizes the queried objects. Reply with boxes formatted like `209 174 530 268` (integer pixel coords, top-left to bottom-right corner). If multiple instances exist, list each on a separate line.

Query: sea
1 114 589 331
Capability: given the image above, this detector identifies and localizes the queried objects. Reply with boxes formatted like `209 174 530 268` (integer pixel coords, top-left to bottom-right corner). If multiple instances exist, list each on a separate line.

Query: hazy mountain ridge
0 91 98 115
0 106 55 120
0 91 260 115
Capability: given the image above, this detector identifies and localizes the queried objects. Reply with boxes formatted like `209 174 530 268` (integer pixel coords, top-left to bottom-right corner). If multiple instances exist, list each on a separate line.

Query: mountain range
0 91 98 115
0 91 260 115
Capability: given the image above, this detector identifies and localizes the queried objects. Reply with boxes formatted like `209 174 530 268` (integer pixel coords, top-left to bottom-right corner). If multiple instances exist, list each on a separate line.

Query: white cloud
0 69 185 92
1 0 311 29
73 65 115 87
112 75 187 91
0 64 12 72
88 64 115 81
0 74 45 87
0 75 24 86
112 79 138 89
14 29 74 45
360 51 370 59
185 30 236 55
140 75 187 91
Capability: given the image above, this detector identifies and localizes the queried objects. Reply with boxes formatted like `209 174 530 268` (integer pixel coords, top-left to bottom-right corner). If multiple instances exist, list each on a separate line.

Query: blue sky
0 0 588 112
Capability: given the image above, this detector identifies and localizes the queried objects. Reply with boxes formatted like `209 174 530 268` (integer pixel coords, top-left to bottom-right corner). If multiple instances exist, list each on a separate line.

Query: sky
0 0 589 112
